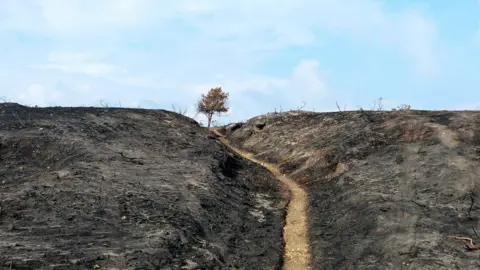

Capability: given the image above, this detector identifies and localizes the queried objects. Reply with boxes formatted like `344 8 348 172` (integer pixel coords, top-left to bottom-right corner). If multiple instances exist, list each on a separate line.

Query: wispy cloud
1 0 439 70
396 11 438 77
0 1 478 123
17 84 62 106
30 52 122 76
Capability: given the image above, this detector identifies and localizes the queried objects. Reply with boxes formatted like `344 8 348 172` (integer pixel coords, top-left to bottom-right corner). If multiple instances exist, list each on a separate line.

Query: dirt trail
212 129 311 270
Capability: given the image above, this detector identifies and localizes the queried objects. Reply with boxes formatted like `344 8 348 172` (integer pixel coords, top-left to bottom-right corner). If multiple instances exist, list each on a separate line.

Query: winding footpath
212 129 311 270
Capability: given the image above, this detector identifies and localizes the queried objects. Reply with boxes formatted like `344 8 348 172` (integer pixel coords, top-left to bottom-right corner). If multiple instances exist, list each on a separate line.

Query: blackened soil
0 103 287 270
224 109 480 270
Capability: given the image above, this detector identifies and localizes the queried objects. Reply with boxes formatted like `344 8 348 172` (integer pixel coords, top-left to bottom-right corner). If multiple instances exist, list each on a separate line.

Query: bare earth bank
223 110 480 270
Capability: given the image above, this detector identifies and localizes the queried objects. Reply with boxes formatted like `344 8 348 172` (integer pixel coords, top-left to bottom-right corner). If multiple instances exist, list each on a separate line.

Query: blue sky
0 0 480 125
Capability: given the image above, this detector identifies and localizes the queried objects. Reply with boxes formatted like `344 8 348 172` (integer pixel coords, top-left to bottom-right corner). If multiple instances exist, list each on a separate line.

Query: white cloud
0 0 445 121
0 0 438 75
186 60 327 98
113 75 160 88
10 58 330 122
291 60 329 95
30 52 122 77
0 0 160 36
16 84 62 106
396 12 438 76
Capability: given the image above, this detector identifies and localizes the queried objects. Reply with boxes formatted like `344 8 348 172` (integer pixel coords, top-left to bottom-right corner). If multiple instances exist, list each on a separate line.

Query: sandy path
212 129 311 270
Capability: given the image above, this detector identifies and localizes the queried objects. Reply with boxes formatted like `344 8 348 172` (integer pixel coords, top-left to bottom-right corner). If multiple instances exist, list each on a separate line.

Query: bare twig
370 97 384 111
212 120 221 127
100 100 109 108
411 199 427 208
359 108 374 123
336 102 347 112
297 101 306 111
396 104 411 111
120 152 137 160
172 104 188 115
12 111 25 127
119 152 144 165
55 151 86 170
99 175 105 207
468 195 475 220
377 97 383 111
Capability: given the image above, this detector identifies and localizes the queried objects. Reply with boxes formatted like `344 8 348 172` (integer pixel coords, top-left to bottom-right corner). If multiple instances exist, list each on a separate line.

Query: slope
0 103 288 270
222 110 480 269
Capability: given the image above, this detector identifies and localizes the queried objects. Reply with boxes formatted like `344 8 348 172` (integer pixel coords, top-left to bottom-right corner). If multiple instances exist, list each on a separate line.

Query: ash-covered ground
0 103 288 270
223 109 480 270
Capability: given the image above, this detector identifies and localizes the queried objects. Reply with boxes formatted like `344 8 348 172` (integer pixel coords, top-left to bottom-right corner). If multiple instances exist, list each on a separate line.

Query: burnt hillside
223 109 480 269
0 103 288 270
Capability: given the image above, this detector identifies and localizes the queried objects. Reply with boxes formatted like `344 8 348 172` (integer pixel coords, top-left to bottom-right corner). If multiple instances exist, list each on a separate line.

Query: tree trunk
207 115 212 128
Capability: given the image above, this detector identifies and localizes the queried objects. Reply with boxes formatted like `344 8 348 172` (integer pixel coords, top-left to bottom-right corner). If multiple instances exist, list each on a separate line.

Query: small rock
255 120 266 130
225 122 243 133
56 170 70 179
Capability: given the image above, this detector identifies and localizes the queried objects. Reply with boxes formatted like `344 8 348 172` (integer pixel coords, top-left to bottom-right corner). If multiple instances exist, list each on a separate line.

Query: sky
1 0 480 125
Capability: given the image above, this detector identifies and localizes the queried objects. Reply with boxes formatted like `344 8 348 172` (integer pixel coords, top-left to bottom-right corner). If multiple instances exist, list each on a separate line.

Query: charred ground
222 109 480 269
0 103 288 270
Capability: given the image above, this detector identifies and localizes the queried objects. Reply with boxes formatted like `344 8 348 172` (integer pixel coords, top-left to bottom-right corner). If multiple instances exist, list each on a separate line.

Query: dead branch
446 236 480 251
12 111 25 127
411 199 427 208
119 152 144 165
359 108 374 123
468 195 475 220
336 102 347 112
336 102 342 112
297 101 306 111
370 97 384 111
100 100 109 108
172 104 188 115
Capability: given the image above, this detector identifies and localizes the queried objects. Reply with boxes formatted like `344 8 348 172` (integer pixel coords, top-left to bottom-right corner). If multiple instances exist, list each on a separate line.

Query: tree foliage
196 87 229 128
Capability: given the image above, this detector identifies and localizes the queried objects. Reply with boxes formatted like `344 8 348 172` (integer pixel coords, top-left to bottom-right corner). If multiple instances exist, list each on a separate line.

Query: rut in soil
212 129 311 270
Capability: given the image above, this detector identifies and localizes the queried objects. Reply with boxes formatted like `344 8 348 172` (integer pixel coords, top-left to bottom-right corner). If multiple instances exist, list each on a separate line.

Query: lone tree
196 87 229 128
